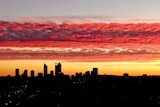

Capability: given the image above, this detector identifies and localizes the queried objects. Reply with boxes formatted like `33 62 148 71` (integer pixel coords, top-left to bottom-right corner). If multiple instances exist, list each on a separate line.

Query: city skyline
1 1 160 106
13 62 100 77
1 61 160 77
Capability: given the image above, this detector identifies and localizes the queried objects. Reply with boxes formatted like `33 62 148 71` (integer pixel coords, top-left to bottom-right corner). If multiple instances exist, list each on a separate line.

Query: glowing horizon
1 60 160 77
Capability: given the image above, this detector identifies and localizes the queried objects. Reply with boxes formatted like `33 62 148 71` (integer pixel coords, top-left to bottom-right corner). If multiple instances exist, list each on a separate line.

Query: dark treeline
1 73 160 107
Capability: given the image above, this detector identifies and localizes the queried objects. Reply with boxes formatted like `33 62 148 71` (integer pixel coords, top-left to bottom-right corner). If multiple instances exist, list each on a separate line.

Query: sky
0 0 160 18
1 0 160 76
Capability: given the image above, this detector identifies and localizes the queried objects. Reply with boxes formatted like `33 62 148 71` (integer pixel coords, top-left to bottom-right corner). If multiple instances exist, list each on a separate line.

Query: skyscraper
15 68 20 77
22 69 28 78
91 68 98 77
31 70 35 78
55 62 61 76
44 63 48 77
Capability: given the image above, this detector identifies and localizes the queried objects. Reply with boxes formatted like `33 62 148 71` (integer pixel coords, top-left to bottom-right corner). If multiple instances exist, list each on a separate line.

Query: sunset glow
1 18 160 76
1 60 160 77
2 1 160 107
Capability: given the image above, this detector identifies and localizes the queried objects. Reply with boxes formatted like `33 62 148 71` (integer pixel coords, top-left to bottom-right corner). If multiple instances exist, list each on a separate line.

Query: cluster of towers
15 62 62 78
15 62 99 78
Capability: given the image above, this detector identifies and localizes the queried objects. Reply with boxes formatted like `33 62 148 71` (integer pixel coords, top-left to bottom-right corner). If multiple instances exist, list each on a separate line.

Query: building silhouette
123 73 129 79
50 70 54 76
4 62 160 106
31 70 35 78
44 63 48 77
91 68 98 77
38 72 43 77
15 68 20 77
22 69 28 78
55 62 62 76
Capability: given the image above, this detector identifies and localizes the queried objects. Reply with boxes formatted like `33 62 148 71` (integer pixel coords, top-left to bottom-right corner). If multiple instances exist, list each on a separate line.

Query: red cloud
0 20 160 61
1 22 160 43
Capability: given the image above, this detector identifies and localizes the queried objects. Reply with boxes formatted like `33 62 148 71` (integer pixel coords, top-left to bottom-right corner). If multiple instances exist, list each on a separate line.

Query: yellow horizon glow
1 60 160 77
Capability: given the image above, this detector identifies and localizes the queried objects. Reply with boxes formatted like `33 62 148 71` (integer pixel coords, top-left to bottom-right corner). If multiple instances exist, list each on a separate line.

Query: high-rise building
31 70 35 78
91 68 98 77
44 63 48 77
15 68 20 77
22 69 28 78
55 62 61 76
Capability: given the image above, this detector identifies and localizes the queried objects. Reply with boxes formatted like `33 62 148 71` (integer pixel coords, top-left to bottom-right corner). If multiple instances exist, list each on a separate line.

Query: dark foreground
1 75 160 107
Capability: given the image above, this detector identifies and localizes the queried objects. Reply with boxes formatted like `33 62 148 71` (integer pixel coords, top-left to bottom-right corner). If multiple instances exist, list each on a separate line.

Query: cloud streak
0 46 160 54
0 18 160 61
1 21 160 43
1 43 160 62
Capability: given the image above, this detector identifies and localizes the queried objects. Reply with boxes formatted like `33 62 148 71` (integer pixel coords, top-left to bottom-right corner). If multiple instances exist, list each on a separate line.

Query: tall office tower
91 68 98 77
44 63 48 77
22 69 28 78
31 70 35 78
55 62 61 76
15 68 20 77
